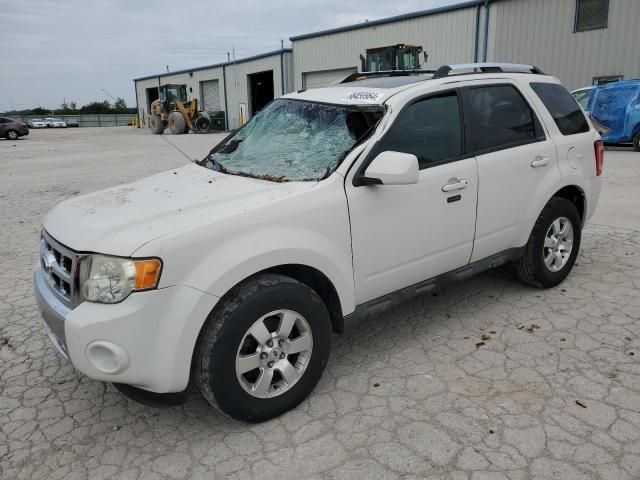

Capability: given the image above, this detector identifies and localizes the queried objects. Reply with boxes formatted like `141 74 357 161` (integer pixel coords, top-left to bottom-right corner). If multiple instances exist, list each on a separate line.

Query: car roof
284 72 558 106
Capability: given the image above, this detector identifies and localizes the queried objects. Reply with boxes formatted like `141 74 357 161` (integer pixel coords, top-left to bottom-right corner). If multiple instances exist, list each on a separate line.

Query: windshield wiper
219 139 243 154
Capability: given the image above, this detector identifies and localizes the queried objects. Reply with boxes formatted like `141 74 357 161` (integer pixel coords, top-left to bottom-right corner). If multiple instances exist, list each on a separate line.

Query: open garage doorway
146 87 159 113
248 70 274 116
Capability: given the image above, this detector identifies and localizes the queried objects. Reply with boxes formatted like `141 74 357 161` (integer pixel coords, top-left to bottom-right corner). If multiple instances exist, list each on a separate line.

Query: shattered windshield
203 99 382 182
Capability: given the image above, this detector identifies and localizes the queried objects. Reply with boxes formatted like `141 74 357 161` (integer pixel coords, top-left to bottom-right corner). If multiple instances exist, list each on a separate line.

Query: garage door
200 80 220 111
302 67 358 89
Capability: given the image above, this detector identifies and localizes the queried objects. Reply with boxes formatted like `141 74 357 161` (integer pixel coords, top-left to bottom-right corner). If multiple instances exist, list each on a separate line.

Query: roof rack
432 63 546 79
341 69 435 84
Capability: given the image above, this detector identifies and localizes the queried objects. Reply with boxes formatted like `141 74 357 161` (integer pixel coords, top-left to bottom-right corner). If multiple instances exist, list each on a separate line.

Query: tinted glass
576 0 608 31
373 92 463 169
467 85 538 152
531 82 590 135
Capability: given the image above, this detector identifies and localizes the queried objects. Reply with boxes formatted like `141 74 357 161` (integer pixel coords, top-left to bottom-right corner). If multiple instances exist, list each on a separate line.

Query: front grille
40 231 81 308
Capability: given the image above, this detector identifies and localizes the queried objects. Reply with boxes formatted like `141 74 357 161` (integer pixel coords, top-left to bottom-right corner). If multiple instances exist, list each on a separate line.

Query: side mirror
362 151 419 186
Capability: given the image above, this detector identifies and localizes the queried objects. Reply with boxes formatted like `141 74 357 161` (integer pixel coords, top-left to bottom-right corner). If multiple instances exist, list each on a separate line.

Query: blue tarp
585 80 640 144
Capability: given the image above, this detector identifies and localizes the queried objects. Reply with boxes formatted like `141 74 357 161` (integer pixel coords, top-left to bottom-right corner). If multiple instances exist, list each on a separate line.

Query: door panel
347 159 478 304
463 82 562 262
471 141 560 261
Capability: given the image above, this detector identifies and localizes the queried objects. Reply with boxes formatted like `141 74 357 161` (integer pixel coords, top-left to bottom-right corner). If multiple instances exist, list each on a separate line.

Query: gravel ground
1 127 639 480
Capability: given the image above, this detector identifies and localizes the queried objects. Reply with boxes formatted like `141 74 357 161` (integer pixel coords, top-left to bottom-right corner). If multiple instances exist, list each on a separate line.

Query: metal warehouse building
134 0 639 130
134 49 293 130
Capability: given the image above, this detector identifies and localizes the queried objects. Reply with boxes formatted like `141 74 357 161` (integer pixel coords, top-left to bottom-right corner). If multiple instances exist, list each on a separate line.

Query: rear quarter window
530 82 590 136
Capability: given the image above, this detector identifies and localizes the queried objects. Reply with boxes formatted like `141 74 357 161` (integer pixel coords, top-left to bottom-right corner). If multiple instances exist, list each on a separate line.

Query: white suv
35 63 603 421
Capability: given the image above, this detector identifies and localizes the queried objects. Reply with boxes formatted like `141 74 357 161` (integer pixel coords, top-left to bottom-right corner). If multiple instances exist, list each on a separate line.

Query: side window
574 0 609 32
466 85 542 153
530 82 590 136
373 91 463 169
0 118 9 124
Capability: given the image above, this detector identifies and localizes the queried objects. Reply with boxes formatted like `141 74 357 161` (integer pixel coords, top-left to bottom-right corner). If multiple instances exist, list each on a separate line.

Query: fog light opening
86 341 129 375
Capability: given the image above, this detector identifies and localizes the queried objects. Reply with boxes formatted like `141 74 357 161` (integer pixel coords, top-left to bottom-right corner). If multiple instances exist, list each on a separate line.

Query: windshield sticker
344 91 384 103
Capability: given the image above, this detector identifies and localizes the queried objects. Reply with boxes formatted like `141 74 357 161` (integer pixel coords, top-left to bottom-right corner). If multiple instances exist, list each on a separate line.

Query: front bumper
34 266 219 393
34 267 71 360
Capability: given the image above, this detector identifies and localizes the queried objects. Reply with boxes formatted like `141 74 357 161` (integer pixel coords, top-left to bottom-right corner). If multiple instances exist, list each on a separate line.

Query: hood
43 163 315 256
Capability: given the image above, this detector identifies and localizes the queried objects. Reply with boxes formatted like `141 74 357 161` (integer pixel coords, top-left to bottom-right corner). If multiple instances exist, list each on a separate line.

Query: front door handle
531 156 551 168
442 178 468 192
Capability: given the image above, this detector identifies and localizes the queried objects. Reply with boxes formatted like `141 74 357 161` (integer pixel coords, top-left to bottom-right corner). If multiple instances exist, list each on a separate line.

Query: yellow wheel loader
148 84 211 134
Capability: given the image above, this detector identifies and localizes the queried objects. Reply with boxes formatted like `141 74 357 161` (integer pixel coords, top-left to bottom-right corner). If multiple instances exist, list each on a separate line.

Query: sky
1 0 464 112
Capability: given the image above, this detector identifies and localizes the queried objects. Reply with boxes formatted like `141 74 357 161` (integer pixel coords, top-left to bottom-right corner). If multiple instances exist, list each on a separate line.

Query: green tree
31 107 50 116
113 97 128 113
79 100 112 114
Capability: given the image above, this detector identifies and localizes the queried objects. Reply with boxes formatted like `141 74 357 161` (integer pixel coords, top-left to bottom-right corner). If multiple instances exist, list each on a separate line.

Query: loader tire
149 114 164 134
168 112 186 135
194 115 211 133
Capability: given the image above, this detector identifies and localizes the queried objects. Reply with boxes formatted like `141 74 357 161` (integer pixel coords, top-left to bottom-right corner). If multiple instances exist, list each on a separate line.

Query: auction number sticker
344 91 384 103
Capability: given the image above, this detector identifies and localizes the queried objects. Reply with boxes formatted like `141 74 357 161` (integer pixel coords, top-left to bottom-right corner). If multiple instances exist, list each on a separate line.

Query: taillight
595 140 604 176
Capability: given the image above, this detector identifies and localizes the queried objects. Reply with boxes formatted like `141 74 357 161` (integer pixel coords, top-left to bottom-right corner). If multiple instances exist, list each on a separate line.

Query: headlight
81 255 162 304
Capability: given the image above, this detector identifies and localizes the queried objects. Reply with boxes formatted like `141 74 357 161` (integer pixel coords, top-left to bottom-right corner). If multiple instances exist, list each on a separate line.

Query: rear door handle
442 178 468 192
531 156 551 168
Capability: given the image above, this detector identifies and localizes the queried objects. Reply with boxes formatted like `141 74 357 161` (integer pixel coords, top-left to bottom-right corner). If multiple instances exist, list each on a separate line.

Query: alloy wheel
543 216 574 272
235 309 313 398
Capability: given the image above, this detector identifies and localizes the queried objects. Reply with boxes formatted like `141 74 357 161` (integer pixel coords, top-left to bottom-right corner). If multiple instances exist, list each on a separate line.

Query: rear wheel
5 130 19 140
168 112 187 134
194 274 331 422
149 114 164 134
194 113 211 133
516 197 582 288
633 132 640 152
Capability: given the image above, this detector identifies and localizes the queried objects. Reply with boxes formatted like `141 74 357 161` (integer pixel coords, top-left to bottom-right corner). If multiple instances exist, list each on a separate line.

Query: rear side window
466 85 543 153
373 91 463 169
530 82 590 136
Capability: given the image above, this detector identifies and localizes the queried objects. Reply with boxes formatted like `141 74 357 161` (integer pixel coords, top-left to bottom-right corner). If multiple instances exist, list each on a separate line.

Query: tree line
2 98 136 116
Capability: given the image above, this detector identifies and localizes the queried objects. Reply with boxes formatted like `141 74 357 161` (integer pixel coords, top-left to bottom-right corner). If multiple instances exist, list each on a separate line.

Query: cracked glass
203 99 381 182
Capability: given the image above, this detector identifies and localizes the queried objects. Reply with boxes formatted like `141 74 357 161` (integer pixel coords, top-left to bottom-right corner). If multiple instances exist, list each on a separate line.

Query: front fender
185 226 355 315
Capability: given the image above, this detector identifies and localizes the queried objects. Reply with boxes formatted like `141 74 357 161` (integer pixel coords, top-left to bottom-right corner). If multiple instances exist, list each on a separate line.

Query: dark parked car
0 117 29 140
66 119 80 128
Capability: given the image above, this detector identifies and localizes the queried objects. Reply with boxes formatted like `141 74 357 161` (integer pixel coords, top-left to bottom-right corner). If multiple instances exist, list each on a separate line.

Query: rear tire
168 112 186 135
149 114 164 134
194 114 211 133
633 132 640 152
194 274 332 422
516 197 581 288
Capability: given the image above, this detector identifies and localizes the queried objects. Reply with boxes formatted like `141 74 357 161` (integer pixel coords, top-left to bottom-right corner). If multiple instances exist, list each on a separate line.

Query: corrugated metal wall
487 0 640 90
225 51 293 129
291 8 479 90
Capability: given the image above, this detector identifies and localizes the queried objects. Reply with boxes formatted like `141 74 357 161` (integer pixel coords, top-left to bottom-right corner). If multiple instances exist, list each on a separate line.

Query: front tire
149 114 164 134
633 132 640 152
516 197 582 288
168 111 186 134
6 130 19 140
194 274 331 422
